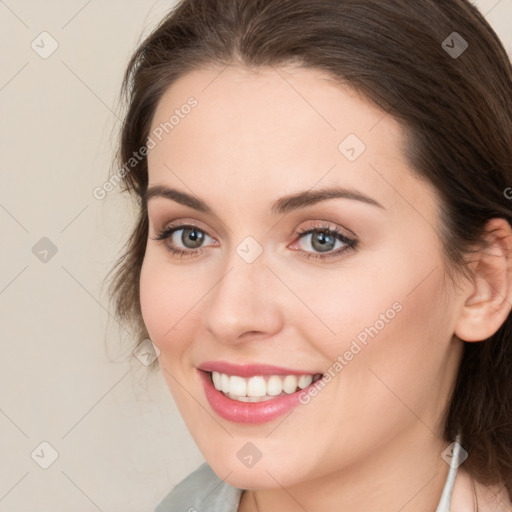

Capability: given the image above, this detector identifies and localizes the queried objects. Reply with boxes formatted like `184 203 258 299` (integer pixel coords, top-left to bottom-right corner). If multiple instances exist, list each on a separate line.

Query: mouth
197 365 325 424
206 370 323 402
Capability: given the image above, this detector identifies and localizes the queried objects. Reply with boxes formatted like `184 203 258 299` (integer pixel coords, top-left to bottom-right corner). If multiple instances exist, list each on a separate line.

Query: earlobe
454 217 512 343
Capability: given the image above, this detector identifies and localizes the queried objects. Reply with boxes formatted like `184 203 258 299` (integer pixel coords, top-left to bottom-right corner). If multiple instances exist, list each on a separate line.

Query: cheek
139 255 166 340
282 252 407 358
299 241 452 398
314 237 448 354
335 271 452 425
139 253 202 356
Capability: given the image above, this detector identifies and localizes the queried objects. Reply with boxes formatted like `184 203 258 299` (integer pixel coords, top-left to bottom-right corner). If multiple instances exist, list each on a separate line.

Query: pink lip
198 369 322 424
197 360 320 377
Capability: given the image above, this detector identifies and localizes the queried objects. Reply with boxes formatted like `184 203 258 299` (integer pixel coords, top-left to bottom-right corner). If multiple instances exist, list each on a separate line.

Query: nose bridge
202 246 283 342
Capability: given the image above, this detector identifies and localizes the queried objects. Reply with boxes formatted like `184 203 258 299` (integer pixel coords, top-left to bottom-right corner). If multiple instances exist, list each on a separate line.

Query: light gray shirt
154 436 463 512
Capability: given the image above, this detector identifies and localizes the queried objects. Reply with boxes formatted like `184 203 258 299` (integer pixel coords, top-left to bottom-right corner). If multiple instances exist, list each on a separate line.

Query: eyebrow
143 184 385 215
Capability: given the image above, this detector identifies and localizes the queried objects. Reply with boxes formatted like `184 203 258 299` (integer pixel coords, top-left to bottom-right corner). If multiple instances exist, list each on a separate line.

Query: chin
207 454 310 490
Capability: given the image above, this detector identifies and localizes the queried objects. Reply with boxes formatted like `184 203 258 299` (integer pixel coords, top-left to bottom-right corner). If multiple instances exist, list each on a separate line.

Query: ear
454 217 512 342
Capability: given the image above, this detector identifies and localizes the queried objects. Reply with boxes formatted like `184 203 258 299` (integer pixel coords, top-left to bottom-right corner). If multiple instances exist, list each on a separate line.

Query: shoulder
451 467 512 512
153 461 243 512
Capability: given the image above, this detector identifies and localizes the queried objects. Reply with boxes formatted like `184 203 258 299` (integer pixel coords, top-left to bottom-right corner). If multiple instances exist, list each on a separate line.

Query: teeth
210 371 321 401
247 376 266 397
283 375 298 394
212 371 222 390
221 373 230 393
229 375 247 396
228 393 275 402
298 375 313 389
266 375 283 396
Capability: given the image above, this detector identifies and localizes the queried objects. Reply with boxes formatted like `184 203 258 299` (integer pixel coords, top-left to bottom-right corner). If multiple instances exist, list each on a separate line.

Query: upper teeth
211 371 320 399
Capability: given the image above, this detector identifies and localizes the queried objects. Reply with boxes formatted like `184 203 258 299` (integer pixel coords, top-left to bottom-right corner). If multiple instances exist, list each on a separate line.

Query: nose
202 253 285 345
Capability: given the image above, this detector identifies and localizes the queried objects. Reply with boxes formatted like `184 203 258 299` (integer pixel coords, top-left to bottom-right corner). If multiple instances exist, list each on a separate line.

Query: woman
106 0 512 510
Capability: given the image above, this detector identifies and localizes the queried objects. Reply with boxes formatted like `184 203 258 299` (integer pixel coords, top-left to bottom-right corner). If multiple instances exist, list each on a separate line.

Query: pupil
312 231 335 253
183 228 204 248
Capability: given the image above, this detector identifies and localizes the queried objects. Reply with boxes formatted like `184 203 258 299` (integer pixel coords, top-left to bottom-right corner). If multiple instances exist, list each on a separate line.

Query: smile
210 371 323 402
197 361 325 424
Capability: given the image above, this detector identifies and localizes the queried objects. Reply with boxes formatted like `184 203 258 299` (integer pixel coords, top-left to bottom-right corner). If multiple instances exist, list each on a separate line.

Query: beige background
0 1 510 511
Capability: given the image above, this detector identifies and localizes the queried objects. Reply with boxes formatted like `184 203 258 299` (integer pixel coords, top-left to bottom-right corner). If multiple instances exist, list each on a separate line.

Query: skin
139 64 512 511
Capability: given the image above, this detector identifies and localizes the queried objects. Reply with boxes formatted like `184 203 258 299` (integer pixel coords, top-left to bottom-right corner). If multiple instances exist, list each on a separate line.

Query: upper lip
197 360 322 378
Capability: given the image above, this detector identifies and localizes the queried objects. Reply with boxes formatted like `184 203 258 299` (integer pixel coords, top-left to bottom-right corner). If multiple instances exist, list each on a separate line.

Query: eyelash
152 222 358 261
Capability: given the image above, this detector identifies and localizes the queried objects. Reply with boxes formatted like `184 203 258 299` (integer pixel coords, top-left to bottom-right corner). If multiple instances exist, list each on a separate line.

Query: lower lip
198 370 319 424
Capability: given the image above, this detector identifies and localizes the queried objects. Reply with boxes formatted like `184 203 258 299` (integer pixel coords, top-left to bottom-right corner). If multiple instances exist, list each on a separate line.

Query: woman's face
140 64 465 489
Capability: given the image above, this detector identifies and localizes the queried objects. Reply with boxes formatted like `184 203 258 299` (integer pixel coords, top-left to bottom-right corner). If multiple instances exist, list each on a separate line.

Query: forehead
149 64 400 158
147 64 437 221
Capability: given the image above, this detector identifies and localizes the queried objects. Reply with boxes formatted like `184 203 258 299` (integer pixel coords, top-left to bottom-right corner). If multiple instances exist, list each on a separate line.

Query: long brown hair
105 0 512 496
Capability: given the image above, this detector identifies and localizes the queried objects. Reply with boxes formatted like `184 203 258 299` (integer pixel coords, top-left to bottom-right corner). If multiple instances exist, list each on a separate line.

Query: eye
152 223 216 258
291 223 357 260
151 221 358 261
